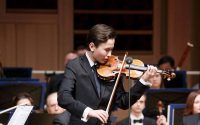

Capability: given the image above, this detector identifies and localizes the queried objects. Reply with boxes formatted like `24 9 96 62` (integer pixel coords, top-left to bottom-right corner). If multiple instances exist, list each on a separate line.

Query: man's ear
89 42 96 52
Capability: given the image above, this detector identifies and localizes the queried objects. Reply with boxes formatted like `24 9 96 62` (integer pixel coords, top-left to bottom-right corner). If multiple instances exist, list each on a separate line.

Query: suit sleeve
53 111 71 125
115 80 149 110
58 63 87 118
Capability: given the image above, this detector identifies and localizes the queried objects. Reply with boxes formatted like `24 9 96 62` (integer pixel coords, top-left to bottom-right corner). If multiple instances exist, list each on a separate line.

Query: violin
98 53 175 119
99 54 176 122
97 55 175 81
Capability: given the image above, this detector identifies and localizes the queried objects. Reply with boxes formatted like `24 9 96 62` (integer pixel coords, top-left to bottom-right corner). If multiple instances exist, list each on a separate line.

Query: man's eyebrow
105 46 114 50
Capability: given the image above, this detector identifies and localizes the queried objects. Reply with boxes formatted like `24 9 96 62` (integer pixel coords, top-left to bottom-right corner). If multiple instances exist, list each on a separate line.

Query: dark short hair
158 55 175 67
86 24 117 49
12 92 34 105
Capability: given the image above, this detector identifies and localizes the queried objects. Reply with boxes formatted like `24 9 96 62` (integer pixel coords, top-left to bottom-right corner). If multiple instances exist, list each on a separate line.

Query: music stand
3 67 32 78
7 106 33 125
167 103 185 125
0 81 46 110
25 113 54 125
0 112 10 124
143 88 195 118
164 70 187 88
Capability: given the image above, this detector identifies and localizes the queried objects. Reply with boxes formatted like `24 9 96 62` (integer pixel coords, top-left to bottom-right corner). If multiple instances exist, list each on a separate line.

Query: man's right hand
88 109 109 124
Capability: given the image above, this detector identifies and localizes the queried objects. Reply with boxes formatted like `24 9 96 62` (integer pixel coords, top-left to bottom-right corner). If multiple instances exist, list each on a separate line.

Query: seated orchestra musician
116 94 167 125
182 90 200 125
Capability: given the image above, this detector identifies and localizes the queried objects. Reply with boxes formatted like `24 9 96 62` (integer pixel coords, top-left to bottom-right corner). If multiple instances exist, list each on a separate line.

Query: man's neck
86 51 96 67
131 112 142 118
87 51 95 61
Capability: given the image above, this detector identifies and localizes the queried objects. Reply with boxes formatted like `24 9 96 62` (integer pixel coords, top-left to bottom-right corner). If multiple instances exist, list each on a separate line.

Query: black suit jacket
58 55 149 125
116 117 156 125
53 111 71 125
182 114 200 125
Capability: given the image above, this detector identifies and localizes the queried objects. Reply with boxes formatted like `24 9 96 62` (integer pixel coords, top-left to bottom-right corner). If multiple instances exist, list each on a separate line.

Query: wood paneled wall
0 0 163 71
168 0 193 69
0 15 58 70
0 0 73 70
1 0 197 72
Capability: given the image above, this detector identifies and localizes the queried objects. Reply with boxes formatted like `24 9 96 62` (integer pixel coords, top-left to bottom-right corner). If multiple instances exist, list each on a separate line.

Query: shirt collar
85 51 95 67
130 114 144 125
130 113 144 120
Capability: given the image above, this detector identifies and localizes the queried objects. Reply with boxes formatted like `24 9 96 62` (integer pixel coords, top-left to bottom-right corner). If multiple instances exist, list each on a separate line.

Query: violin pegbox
161 70 176 81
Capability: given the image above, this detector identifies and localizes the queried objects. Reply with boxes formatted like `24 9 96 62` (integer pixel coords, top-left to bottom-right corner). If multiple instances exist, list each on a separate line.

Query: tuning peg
167 77 171 81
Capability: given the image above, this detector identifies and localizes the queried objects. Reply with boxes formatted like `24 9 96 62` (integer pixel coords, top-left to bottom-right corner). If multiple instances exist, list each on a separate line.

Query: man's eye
106 49 112 52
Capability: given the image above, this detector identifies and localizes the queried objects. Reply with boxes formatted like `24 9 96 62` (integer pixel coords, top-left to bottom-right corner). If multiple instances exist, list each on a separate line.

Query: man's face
90 39 115 64
131 95 146 115
46 94 65 115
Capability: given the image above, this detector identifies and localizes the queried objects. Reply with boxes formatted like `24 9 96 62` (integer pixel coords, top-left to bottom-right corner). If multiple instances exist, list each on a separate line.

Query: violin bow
105 52 128 113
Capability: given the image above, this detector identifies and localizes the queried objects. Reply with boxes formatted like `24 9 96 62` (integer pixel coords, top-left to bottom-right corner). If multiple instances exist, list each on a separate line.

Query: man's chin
99 60 107 64
135 110 142 113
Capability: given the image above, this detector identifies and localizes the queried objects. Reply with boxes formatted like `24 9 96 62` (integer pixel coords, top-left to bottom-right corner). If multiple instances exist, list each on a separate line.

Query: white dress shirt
130 113 144 125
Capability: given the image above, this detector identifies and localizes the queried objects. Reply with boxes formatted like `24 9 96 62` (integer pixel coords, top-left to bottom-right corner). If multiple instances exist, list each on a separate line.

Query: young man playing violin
58 24 158 125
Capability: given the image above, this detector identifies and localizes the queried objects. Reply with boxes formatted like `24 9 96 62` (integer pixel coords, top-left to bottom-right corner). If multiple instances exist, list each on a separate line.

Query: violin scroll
161 70 176 81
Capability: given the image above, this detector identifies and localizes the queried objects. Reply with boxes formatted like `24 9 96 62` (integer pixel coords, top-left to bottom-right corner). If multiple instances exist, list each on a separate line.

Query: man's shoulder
53 111 71 125
144 116 156 125
68 55 86 65
144 116 155 120
183 114 199 122
116 117 129 125
66 56 82 68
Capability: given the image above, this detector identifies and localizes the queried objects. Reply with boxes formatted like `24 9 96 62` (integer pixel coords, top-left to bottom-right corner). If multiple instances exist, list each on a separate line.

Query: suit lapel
80 55 100 98
143 118 148 125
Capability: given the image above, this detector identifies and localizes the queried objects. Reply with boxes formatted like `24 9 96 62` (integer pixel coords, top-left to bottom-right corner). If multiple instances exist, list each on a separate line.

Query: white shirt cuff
81 107 93 122
139 78 152 87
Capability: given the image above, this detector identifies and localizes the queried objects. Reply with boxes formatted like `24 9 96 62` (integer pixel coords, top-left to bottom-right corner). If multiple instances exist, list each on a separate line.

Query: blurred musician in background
46 92 70 125
116 94 167 125
182 90 200 125
12 92 34 106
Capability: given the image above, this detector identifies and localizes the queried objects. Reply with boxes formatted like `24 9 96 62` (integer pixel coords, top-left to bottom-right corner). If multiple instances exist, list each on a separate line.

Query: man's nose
153 77 156 81
136 102 140 106
107 51 112 56
55 104 59 110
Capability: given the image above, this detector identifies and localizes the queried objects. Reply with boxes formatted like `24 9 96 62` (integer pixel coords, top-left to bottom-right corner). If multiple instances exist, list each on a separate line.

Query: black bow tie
133 119 143 123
